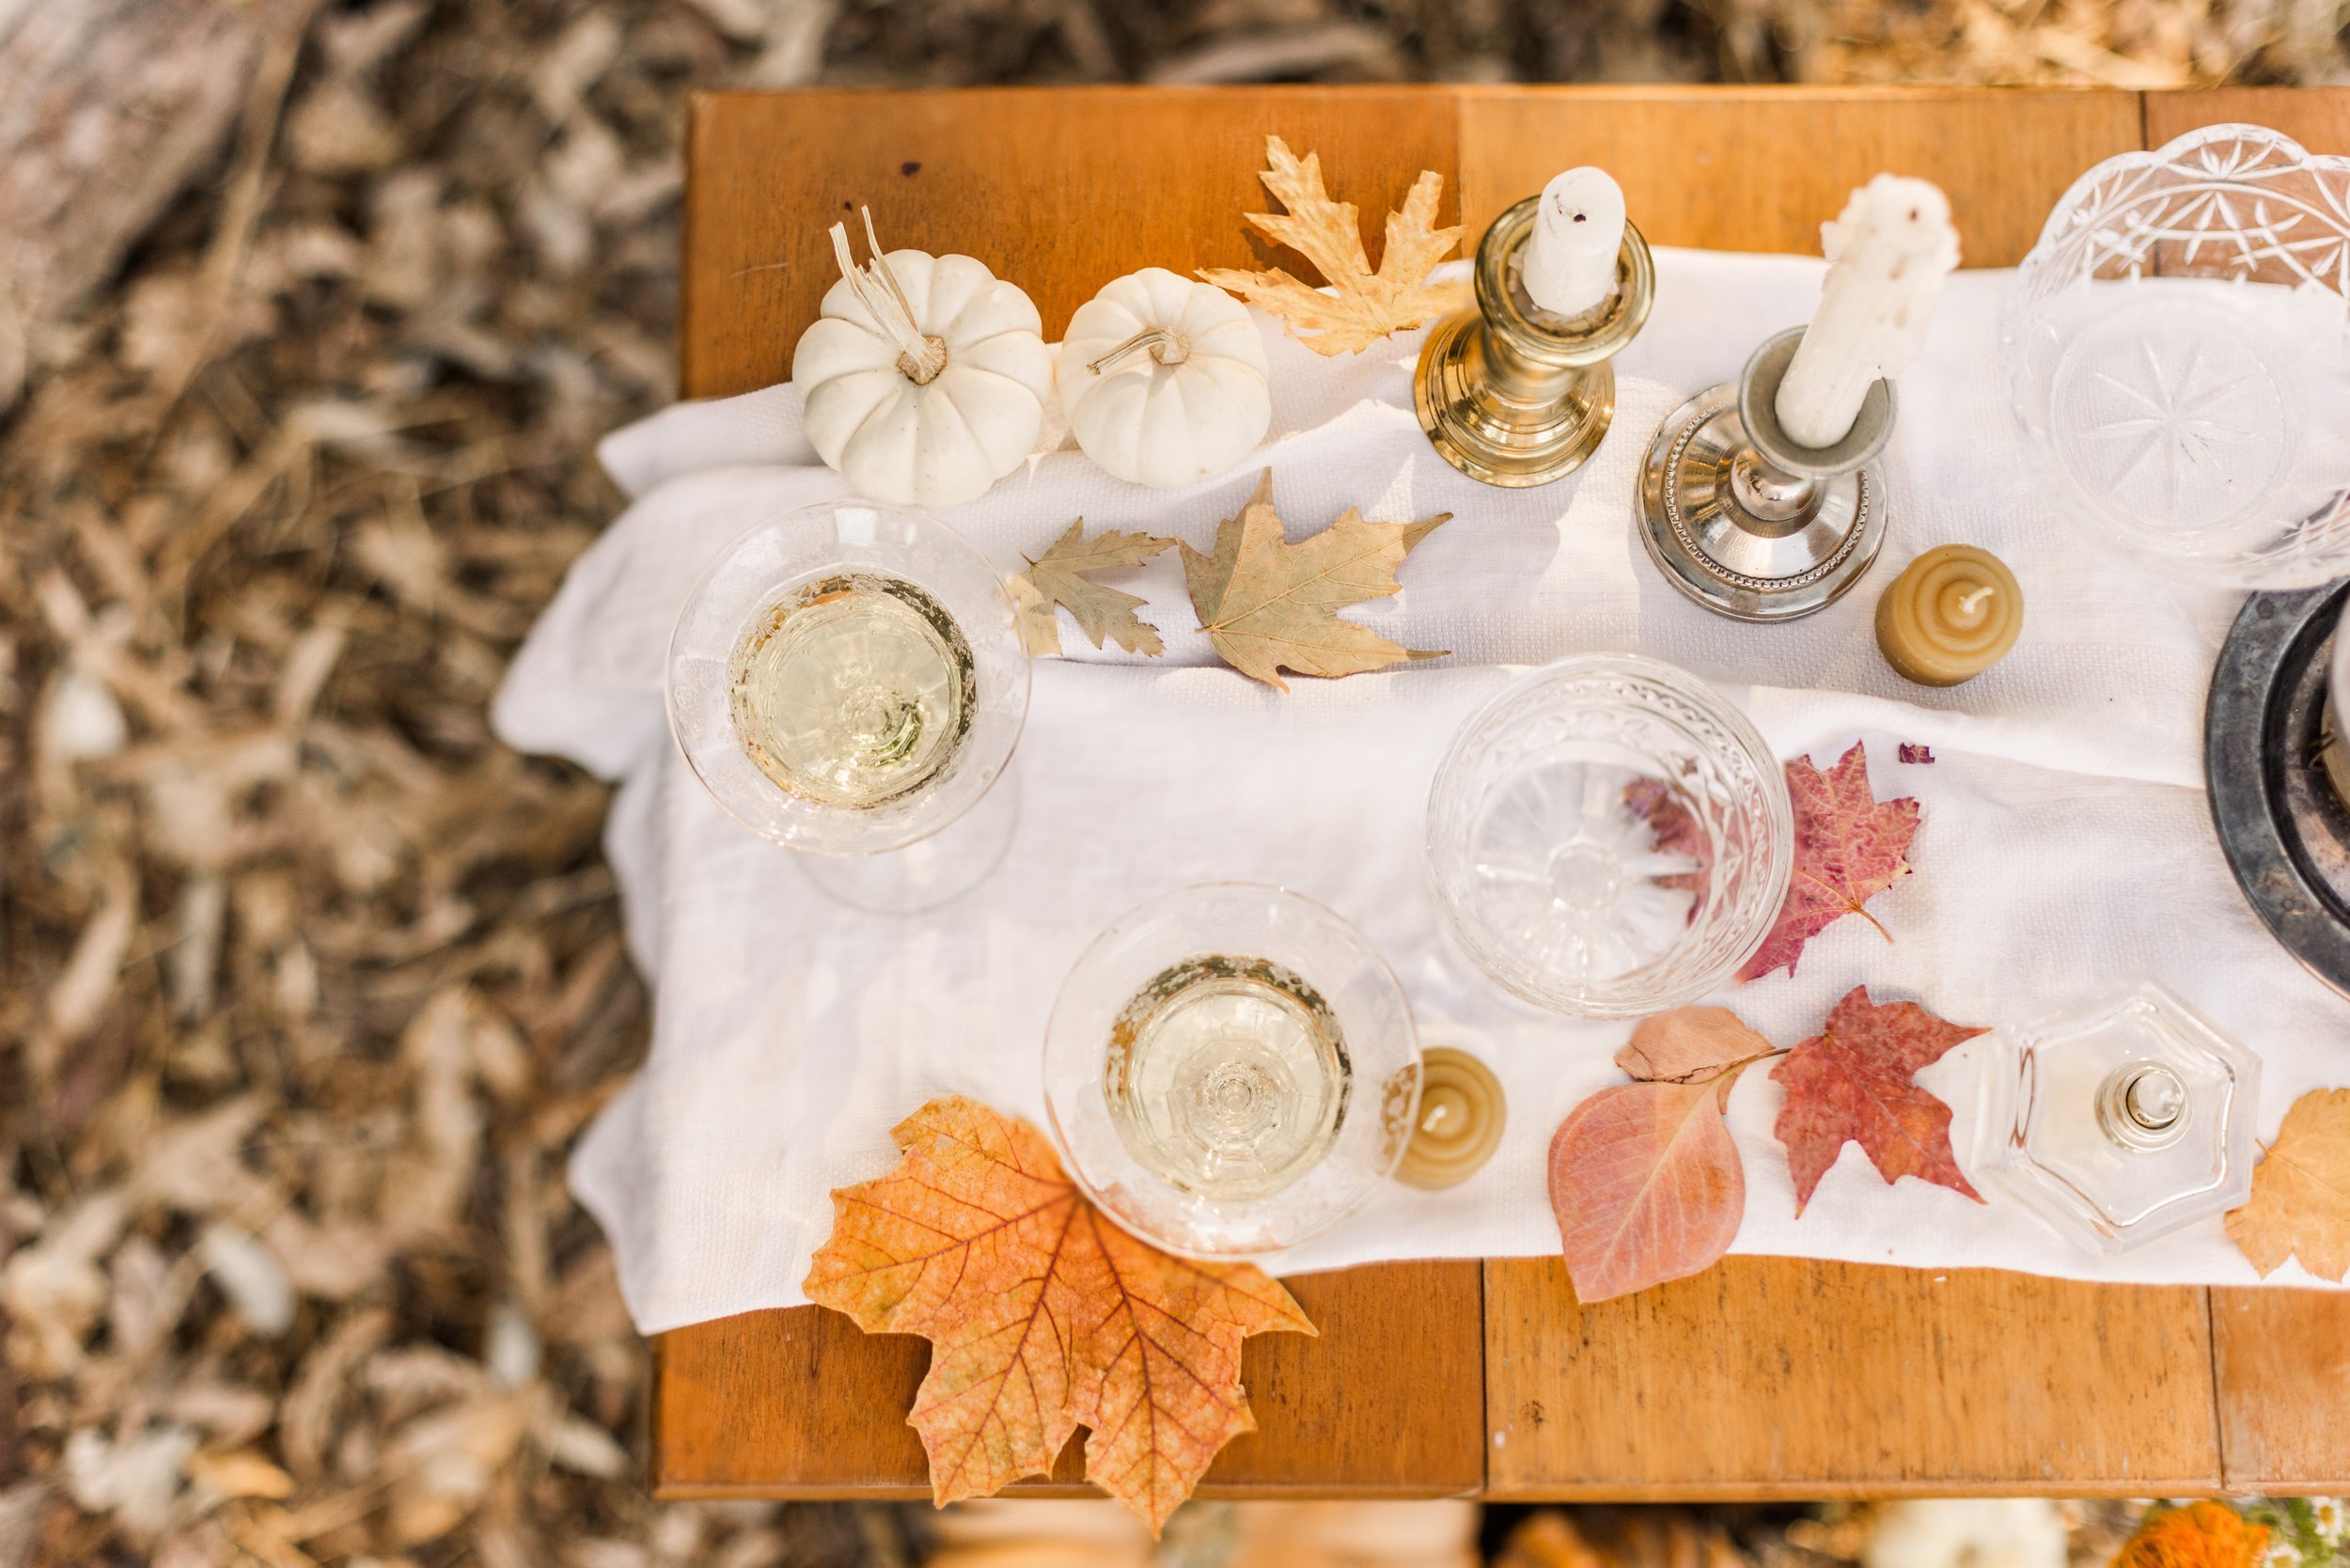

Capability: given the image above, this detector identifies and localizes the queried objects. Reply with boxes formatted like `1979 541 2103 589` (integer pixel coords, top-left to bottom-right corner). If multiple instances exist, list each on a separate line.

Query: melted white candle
1775 174 1960 448
1522 167 1626 319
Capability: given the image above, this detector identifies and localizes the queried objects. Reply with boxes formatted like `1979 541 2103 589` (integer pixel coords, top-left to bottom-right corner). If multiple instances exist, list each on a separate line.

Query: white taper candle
1774 174 1960 448
1521 166 1627 319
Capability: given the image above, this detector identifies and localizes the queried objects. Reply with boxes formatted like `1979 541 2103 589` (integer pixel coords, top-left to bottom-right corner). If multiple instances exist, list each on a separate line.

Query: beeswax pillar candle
1521 167 1626 319
1776 175 1960 448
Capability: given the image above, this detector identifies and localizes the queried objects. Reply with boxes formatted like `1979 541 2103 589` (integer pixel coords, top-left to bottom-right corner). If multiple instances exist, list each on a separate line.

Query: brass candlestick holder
1415 196 1655 487
1637 326 1894 621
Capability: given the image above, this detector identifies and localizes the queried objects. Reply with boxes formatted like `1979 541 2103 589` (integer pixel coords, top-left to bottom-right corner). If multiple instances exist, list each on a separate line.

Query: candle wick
1573 212 1587 223
1955 585 1994 617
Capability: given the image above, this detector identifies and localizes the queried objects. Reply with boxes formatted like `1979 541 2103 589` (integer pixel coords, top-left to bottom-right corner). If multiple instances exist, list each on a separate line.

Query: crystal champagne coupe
1043 884 1421 1258
666 499 1029 912
1426 653 1792 1018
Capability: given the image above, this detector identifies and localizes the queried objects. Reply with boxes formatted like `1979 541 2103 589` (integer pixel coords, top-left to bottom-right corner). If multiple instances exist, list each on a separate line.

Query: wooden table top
655 84 2350 1502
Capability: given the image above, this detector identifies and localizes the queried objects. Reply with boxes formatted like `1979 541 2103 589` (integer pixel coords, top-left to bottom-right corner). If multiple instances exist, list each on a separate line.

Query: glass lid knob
2098 1061 2189 1150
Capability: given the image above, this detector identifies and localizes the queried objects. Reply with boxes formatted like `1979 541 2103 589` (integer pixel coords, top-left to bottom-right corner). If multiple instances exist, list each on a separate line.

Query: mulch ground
1 1 2341 1564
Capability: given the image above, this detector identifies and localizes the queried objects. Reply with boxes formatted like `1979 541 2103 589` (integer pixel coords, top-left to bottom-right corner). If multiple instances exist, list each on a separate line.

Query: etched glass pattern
1426 655 1793 1018
2005 124 2350 587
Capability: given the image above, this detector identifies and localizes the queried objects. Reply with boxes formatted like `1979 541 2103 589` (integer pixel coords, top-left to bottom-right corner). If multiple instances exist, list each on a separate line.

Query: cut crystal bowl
1425 654 1792 1018
2004 123 2350 588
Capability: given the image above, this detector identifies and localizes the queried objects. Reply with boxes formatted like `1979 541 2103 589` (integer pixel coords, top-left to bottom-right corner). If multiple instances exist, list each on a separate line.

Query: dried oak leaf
2225 1088 2350 1281
1770 985 1986 1214
1009 520 1177 657
1739 741 1919 982
803 1095 1314 1533
1615 1006 1777 1085
1197 134 1463 356
1548 1074 1747 1303
1180 470 1447 690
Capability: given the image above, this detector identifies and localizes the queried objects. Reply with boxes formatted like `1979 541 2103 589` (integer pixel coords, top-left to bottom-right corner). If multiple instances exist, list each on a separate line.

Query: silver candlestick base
1637 327 1895 621
1416 196 1654 488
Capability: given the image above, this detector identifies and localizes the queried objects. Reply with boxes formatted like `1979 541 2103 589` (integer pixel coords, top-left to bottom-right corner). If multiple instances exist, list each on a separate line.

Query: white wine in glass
1103 954 1352 1201
1043 884 1419 1259
666 502 1030 911
728 572 976 810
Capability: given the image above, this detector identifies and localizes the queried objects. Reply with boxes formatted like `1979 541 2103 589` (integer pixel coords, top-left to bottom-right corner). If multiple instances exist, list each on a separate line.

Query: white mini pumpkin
1056 267 1271 490
791 212 1053 508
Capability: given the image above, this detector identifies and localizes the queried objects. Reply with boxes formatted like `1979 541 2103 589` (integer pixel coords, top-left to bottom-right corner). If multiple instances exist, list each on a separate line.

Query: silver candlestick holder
1637 326 1894 621
1415 196 1655 488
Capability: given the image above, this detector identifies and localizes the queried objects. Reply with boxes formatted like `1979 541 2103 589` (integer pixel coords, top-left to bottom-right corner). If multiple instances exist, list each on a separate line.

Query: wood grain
2145 87 2350 154
1455 86 2142 267
1482 1257 2221 1498
2212 1288 2350 1492
681 86 1459 400
653 1261 1485 1499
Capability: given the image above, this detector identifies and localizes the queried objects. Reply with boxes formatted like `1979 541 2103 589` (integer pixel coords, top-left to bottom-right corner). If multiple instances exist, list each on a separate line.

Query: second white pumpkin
1057 268 1271 490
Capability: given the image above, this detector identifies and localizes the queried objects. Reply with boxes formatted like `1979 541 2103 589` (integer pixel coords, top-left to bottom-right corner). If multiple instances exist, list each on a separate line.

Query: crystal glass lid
1975 980 2261 1252
2003 124 2350 588
1042 884 1421 1259
1424 654 1793 1018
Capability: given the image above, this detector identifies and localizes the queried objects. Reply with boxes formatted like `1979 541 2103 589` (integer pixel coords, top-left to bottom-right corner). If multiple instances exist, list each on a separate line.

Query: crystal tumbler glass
2005 123 2350 587
1042 884 1422 1258
1426 654 1792 1018
666 500 1030 909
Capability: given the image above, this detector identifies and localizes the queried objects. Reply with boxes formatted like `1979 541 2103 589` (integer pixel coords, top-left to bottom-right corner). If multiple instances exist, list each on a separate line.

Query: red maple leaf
1739 742 1919 981
1623 776 1711 909
1769 986 1987 1213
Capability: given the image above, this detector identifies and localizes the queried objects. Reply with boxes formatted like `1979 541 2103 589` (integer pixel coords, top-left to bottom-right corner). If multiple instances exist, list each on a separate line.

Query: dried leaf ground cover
0 2 2343 1566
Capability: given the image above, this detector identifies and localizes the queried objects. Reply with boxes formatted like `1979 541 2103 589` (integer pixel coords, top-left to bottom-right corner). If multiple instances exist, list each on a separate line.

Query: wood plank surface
1482 1258 2220 1499
681 86 1458 400
2212 1289 2350 1492
662 84 2350 1500
653 1261 1485 1498
2145 86 2350 154
1454 86 2142 267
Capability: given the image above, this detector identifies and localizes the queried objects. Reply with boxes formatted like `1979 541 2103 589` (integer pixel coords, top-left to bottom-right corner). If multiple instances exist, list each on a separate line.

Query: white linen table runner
494 251 2350 1334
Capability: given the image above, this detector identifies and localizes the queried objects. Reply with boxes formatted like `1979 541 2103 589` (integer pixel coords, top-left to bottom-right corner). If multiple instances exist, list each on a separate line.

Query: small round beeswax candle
1396 1047 1507 1190
1874 544 2024 686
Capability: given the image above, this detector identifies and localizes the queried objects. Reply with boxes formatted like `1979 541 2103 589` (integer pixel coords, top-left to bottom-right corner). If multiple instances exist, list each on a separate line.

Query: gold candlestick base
1415 196 1654 488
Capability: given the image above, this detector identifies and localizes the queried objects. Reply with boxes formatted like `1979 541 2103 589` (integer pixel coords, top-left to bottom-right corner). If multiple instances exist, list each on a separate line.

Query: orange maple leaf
803 1096 1316 1533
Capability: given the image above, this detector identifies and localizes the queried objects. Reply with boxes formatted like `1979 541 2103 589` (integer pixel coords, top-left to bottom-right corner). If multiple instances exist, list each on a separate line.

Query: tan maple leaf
2226 1088 2350 1281
802 1095 1314 1533
1198 135 1464 356
1009 520 1177 656
1180 470 1448 691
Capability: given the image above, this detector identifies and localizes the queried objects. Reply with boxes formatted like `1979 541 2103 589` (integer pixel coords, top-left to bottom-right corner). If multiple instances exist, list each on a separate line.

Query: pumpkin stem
827 207 949 384
1087 327 1190 375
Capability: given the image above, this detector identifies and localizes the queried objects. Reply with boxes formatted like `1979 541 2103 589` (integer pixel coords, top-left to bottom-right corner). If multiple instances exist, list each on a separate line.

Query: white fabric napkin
495 251 2350 1334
